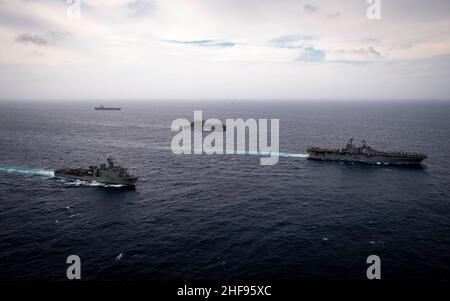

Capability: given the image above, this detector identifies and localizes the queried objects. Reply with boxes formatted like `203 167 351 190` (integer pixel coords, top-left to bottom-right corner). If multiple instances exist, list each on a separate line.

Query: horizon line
1 98 450 103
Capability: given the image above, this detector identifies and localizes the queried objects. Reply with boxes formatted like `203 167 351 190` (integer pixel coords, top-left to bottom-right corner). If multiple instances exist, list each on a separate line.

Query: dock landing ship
55 157 137 186
307 138 427 165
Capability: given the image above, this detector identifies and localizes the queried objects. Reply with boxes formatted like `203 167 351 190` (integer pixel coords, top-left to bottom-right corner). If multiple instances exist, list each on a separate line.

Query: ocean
0 100 449 281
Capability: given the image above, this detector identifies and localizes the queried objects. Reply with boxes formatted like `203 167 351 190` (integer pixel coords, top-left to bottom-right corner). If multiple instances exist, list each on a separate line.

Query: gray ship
94 105 121 110
189 120 227 131
307 138 427 165
55 157 137 186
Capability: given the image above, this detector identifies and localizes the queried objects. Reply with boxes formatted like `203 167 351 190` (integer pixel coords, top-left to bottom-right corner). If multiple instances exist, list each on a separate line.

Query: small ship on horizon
188 120 227 131
54 157 137 186
307 138 427 165
94 105 121 111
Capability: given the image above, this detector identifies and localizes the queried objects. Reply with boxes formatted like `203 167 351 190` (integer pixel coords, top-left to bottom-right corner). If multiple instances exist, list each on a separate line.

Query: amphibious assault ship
307 138 427 165
55 157 137 186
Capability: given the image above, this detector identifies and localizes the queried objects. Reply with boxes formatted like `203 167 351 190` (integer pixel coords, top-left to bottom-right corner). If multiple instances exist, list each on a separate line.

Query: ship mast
346 137 354 148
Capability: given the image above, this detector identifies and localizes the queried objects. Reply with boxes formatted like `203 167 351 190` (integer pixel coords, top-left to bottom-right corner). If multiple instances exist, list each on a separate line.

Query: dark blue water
0 100 449 281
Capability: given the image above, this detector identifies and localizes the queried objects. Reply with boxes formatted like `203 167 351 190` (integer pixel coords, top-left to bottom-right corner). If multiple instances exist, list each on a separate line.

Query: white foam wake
57 178 126 188
245 151 309 158
0 167 55 177
195 149 309 158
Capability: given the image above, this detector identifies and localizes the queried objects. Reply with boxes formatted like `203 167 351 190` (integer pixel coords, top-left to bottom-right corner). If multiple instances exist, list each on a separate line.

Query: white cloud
0 0 449 100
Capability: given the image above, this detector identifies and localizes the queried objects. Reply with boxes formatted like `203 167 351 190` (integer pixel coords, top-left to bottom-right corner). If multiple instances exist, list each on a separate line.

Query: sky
0 0 450 101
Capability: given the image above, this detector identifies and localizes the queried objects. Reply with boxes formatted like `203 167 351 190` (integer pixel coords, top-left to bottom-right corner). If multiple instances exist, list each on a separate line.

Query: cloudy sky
0 0 450 100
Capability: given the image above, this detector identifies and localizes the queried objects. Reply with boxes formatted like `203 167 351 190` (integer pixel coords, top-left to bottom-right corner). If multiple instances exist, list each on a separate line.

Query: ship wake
56 178 127 188
0 167 55 177
251 151 309 158
0 167 126 187
195 149 309 158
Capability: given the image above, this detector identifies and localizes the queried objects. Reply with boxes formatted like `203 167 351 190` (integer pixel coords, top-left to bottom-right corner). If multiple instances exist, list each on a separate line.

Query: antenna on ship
347 137 354 148
107 155 114 168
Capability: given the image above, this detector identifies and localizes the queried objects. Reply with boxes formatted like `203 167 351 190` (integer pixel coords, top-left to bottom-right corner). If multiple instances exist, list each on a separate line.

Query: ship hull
94 108 121 111
54 171 137 186
307 150 426 165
